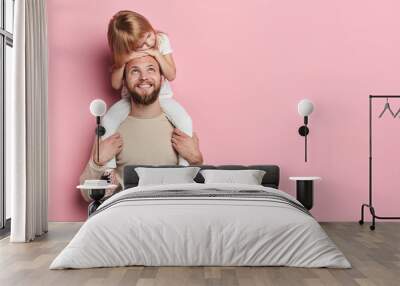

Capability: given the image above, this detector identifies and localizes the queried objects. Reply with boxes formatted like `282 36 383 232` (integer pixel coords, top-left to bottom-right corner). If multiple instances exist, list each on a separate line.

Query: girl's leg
101 97 130 168
160 98 193 166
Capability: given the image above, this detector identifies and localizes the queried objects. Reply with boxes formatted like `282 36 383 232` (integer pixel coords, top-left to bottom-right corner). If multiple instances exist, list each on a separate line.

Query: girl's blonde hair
107 10 156 58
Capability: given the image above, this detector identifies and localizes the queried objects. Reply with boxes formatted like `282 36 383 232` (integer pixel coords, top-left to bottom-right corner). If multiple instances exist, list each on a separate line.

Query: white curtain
7 0 48 242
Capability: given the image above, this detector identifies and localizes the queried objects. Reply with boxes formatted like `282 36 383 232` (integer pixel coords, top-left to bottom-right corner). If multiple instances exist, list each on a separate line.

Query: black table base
88 189 105 216
296 180 314 210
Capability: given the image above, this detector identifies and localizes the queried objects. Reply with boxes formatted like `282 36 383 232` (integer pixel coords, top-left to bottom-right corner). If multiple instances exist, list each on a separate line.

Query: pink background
47 0 400 221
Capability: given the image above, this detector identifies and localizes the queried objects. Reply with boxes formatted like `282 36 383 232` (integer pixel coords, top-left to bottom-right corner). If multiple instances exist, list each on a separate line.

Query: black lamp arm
298 116 310 162
95 116 106 137
94 116 106 164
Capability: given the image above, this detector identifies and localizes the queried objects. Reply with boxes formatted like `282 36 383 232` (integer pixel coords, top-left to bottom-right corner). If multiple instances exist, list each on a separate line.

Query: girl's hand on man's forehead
138 48 158 57
126 51 148 62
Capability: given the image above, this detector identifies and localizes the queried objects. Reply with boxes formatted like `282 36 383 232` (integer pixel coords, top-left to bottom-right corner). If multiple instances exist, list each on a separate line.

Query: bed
50 165 351 269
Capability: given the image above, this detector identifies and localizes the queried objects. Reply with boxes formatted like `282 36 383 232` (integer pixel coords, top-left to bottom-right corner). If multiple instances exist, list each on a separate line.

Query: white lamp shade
90 99 107 117
298 99 314 116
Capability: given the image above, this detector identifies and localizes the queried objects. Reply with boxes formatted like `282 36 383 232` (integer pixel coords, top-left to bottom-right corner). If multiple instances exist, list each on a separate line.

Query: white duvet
50 183 351 269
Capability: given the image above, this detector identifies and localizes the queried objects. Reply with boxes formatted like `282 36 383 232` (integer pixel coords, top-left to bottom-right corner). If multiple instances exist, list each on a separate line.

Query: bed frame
123 165 280 190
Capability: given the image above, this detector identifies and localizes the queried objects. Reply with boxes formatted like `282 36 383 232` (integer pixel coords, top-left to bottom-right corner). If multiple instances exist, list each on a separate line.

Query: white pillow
200 169 266 185
135 167 201 186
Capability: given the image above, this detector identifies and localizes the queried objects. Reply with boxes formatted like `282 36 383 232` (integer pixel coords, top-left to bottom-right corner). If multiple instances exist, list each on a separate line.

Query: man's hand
92 133 123 166
171 129 203 165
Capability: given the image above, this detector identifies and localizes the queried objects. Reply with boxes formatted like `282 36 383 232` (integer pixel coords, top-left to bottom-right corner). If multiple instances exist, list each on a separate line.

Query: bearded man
79 55 203 202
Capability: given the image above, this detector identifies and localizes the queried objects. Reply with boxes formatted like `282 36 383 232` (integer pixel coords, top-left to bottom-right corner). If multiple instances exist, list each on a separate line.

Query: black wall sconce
89 99 107 164
297 99 314 162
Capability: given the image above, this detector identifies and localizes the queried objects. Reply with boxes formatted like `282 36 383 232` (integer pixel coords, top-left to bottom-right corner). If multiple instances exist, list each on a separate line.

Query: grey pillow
135 167 201 186
200 169 266 185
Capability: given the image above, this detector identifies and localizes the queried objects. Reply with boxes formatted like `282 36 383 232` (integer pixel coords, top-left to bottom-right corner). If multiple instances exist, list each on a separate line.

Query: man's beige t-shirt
80 113 178 189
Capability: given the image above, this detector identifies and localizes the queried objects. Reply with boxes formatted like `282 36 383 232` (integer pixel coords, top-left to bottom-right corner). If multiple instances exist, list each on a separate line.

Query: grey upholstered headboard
123 165 280 190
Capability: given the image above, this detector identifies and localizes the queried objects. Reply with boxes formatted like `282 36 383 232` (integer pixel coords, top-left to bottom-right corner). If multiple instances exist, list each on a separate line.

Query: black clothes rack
359 95 400 230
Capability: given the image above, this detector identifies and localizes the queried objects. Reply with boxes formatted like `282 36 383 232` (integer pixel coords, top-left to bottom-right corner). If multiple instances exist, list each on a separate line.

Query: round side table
77 185 118 216
289 177 321 210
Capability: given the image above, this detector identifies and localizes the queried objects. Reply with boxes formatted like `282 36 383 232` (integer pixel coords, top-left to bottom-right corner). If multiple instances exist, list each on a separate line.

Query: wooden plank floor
0 222 399 286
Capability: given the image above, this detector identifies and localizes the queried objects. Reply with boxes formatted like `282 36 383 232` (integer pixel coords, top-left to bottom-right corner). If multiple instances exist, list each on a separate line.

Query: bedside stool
87 189 106 216
77 184 118 217
289 177 321 210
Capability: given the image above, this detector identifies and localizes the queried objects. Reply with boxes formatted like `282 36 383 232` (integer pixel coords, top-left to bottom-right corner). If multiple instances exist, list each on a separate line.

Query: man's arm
79 134 124 202
79 158 107 202
171 129 204 165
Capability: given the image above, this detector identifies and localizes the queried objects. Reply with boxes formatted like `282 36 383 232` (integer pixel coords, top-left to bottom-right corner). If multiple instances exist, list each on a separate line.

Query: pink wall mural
47 0 400 221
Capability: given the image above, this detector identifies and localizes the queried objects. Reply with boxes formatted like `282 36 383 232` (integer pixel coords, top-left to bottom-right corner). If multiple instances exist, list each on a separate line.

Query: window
0 0 14 234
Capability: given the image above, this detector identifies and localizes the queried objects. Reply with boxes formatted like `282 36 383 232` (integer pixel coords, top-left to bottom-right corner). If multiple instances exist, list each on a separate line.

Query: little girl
103 10 192 168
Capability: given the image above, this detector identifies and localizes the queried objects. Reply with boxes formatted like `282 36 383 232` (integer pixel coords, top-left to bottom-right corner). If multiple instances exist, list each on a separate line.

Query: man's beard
128 84 161 106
